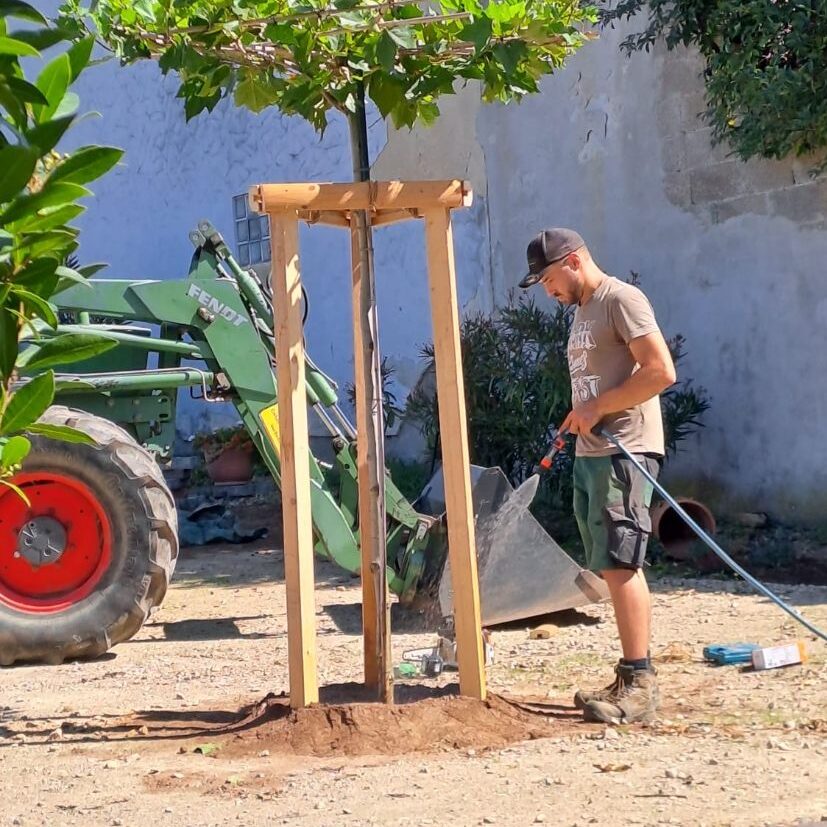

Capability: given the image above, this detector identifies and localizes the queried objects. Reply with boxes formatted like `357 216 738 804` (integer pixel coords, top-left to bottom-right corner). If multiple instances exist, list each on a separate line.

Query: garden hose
600 428 827 644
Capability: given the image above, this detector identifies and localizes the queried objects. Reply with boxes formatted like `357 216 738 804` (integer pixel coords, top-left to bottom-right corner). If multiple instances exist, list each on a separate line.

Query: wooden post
350 221 393 703
423 207 487 700
269 210 319 708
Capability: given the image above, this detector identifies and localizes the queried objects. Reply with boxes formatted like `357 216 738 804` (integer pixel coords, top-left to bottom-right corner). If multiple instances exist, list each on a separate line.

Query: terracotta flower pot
205 445 254 484
650 498 720 571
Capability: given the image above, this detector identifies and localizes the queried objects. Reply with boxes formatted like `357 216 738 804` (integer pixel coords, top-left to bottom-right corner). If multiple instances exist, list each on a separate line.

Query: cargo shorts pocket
603 503 652 569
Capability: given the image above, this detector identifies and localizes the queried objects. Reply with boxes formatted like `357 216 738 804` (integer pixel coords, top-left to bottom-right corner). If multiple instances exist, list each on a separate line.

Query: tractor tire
0 406 178 665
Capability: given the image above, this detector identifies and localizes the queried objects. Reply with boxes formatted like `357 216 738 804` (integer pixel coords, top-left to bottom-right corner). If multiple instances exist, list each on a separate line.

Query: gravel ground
1 541 825 827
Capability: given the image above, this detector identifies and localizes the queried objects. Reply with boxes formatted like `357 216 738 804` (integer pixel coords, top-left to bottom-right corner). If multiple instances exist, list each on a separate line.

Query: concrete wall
470 29 827 520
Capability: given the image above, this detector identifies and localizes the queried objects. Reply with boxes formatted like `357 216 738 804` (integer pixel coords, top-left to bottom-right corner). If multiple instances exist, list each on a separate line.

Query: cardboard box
751 641 807 671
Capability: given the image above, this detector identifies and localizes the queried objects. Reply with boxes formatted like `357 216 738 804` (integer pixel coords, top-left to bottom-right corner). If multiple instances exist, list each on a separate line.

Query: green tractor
0 222 605 666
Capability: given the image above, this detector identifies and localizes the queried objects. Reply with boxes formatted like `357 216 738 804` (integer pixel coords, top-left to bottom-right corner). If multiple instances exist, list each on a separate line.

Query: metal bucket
419 465 608 626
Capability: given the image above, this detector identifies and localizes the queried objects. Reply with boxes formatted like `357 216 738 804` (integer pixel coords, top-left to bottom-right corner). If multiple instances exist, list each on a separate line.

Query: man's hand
560 399 604 436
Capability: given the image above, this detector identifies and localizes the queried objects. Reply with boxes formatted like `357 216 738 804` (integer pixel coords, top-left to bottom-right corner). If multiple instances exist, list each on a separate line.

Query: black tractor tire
0 406 178 665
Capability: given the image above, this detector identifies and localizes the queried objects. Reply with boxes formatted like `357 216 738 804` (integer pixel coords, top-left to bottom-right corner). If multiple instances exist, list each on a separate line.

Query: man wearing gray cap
521 228 676 725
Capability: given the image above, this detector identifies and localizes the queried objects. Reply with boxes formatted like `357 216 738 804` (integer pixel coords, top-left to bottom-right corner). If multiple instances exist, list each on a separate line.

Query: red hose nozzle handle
536 430 568 473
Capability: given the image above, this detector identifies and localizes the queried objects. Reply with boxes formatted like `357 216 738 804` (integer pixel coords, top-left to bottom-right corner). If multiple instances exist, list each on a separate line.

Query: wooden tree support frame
251 179 486 708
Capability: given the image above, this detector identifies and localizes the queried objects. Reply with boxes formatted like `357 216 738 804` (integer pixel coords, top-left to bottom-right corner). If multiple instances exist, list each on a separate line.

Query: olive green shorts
572 454 660 573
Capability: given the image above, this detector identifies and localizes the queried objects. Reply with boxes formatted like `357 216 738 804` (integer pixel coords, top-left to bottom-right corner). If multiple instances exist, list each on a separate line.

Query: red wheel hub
0 472 112 613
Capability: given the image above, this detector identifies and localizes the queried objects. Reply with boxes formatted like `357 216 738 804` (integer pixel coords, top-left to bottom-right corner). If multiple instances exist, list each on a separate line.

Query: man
520 228 676 725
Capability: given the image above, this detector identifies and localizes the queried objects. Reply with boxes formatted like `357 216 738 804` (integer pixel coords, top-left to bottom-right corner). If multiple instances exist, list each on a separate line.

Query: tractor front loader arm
48 226 444 601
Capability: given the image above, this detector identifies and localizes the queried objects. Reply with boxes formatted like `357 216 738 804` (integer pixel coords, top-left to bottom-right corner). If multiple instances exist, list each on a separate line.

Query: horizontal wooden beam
250 180 472 213
369 208 421 228
297 209 352 228
296 208 424 229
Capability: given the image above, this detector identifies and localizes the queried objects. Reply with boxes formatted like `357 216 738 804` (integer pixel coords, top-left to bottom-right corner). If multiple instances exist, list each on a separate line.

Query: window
232 194 271 266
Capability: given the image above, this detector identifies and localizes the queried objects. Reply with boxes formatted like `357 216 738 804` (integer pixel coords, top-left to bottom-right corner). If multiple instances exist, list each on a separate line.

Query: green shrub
0 3 123 489
600 0 827 164
405 282 710 548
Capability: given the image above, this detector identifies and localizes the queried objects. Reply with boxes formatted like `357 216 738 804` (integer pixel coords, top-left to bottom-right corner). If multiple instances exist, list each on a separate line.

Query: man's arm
562 331 676 436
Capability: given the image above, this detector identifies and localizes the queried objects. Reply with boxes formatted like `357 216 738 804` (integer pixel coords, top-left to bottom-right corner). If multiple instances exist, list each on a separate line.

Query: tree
57 0 597 696
600 0 827 163
58 0 598 460
0 2 123 491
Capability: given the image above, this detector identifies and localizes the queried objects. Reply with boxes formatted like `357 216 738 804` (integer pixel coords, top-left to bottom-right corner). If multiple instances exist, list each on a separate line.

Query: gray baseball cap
520 228 585 288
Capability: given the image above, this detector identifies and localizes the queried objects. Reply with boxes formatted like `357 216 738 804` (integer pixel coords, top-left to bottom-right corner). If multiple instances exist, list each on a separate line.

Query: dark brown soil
123 685 579 759
221 692 562 758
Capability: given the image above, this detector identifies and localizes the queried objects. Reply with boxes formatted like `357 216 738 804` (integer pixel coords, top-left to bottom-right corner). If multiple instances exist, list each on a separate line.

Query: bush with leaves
661 333 709 456
407 292 572 484
600 0 827 163
405 284 710 546
0 2 123 492
345 355 405 433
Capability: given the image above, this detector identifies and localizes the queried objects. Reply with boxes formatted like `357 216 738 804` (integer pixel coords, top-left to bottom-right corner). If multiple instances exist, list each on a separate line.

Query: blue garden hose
600 428 827 643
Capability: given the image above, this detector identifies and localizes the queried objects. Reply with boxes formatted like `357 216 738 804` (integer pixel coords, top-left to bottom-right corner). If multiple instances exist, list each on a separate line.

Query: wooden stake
423 207 486 701
350 219 393 703
269 210 319 709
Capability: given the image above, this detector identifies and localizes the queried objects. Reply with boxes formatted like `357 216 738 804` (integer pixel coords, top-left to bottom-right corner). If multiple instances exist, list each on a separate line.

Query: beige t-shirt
568 277 665 457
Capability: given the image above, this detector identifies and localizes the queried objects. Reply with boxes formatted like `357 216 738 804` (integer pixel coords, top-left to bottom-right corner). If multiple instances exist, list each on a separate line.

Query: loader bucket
418 466 608 627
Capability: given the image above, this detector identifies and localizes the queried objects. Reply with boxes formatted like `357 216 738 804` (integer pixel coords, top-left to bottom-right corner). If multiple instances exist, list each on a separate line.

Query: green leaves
34 53 71 123
1 371 54 434
375 31 396 71
0 181 92 226
1 8 121 476
49 146 124 186
0 1 46 25
0 307 16 377
0 146 38 203
367 72 407 119
0 34 40 56
66 36 94 81
602 0 827 162
234 75 280 113
24 422 94 444
460 16 493 51
2 434 30 467
17 332 117 371
68 0 595 136
11 286 58 328
25 115 76 155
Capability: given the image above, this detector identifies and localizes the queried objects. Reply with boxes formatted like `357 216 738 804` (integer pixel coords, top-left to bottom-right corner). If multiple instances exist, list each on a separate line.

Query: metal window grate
232 194 271 266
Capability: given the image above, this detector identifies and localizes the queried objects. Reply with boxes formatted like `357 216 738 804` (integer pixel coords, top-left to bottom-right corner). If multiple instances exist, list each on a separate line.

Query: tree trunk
347 83 392 703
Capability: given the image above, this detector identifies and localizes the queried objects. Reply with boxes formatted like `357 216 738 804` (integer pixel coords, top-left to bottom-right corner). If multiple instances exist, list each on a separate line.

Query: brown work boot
573 661 625 710
582 664 659 725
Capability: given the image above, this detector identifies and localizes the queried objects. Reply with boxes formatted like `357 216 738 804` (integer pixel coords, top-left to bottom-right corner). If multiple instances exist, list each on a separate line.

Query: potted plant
195 426 256 484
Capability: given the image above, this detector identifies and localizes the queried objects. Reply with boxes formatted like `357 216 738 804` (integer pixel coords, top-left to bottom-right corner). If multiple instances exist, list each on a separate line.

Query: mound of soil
221 691 558 758
125 684 578 759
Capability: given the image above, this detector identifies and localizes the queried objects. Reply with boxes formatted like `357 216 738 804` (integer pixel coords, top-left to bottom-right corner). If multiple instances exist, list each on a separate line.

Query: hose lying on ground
600 428 827 644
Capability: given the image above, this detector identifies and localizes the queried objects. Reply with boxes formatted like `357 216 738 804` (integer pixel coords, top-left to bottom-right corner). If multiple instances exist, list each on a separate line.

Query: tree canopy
61 0 597 132
601 0 827 162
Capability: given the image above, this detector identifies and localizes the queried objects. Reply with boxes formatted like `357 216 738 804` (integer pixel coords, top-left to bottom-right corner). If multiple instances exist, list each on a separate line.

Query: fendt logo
187 284 248 327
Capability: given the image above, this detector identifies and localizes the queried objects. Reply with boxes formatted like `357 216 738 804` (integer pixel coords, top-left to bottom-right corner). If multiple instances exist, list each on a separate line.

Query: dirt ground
1 539 825 827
